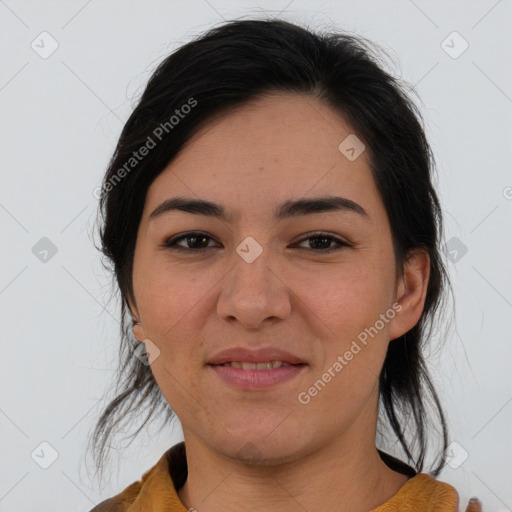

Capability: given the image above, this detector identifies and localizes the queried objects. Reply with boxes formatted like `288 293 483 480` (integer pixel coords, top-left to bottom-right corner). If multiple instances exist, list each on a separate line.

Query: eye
162 231 352 254
295 232 352 253
162 231 219 252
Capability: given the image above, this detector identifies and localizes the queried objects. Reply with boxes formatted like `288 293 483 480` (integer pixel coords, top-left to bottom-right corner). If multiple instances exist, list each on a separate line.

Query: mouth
207 346 306 367
208 360 307 390
206 346 307 390
210 361 305 370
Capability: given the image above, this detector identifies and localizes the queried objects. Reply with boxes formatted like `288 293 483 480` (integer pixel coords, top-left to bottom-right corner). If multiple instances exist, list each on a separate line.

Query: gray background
1 0 511 510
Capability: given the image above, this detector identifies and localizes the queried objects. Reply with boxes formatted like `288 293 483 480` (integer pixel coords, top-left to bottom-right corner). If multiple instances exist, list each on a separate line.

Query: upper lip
207 347 306 365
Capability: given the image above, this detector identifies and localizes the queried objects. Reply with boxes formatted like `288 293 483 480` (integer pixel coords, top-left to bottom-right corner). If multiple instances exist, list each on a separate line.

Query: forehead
143 93 381 222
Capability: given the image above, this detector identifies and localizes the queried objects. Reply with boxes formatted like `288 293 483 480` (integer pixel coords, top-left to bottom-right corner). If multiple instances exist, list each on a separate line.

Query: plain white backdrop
0 1 511 511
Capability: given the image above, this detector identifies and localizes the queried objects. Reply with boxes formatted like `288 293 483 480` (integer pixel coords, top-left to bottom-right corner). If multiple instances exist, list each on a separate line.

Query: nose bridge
217 236 290 326
229 235 277 298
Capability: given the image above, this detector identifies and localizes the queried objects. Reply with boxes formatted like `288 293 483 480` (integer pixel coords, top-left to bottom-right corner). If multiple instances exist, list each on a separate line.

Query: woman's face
130 93 426 464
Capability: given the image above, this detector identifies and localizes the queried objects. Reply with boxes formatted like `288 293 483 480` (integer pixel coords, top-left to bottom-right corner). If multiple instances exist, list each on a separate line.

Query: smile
208 362 307 390
214 361 296 369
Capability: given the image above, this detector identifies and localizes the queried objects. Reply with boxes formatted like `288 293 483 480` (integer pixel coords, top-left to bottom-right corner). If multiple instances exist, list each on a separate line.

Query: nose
216 245 292 330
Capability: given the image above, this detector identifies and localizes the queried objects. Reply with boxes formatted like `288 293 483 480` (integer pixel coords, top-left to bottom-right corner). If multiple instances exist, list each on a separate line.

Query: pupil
311 236 330 249
191 235 207 248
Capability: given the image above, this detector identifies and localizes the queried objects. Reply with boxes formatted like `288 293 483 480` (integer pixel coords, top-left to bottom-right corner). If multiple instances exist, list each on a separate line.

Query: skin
129 93 430 512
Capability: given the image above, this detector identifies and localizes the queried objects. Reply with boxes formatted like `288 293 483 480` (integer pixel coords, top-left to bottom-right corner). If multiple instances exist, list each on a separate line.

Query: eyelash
162 231 352 254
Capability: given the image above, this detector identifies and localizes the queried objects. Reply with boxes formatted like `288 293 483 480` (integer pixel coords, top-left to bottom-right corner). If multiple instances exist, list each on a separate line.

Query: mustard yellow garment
90 442 482 512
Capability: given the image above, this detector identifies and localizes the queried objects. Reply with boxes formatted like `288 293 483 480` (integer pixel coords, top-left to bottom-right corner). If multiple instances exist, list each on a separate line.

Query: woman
87 18 482 512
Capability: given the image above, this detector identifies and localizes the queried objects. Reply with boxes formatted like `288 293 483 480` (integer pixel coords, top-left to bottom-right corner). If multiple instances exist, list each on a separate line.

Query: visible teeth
219 361 293 369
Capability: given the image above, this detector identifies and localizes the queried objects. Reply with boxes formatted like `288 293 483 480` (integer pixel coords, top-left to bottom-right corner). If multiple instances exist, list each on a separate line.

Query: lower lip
208 364 306 390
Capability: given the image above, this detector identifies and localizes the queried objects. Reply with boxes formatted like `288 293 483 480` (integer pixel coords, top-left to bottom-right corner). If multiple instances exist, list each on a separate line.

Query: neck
177 404 410 512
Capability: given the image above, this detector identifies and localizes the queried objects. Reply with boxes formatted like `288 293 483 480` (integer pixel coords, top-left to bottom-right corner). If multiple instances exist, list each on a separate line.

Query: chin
216 432 308 467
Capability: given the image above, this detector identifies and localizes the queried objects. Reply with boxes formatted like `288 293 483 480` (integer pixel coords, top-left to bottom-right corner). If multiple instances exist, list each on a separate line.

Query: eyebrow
148 195 370 222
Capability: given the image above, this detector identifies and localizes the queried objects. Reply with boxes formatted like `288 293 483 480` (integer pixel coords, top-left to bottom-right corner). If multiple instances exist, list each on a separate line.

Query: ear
388 248 430 341
128 296 145 342
132 321 145 342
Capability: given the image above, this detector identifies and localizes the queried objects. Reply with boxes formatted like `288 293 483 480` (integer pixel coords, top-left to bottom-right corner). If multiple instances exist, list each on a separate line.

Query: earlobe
128 296 145 342
132 320 145 342
388 249 430 341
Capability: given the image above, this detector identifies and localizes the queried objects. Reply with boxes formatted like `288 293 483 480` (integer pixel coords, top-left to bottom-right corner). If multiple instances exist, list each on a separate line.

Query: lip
208 364 307 390
207 346 307 391
207 346 305 366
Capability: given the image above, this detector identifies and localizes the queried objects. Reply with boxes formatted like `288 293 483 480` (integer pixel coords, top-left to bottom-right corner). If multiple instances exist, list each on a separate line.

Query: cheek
299 260 394 389
138 271 207 412
297 261 392 336
134 258 206 340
